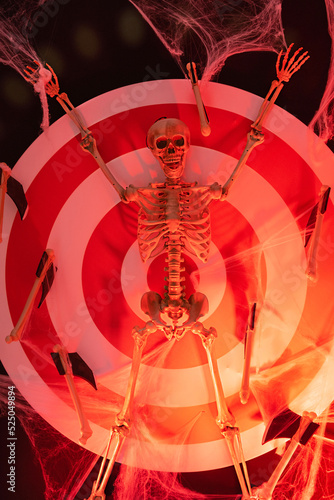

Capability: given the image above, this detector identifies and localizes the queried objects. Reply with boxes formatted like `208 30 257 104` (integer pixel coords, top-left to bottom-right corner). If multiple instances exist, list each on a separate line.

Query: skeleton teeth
164 158 181 164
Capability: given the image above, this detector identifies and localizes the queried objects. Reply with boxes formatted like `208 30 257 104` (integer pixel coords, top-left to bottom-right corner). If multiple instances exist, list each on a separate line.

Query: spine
164 234 185 304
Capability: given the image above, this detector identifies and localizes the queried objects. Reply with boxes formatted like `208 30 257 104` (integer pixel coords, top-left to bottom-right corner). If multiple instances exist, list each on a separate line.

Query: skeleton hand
23 60 41 85
276 43 309 84
43 63 61 97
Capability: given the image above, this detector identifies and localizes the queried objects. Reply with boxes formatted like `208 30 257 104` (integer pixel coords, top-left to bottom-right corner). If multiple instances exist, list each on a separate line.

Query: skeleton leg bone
85 427 126 500
192 322 252 498
86 321 155 499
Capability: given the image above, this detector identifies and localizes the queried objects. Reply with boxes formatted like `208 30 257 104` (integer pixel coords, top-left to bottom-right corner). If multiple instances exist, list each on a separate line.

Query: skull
147 118 190 181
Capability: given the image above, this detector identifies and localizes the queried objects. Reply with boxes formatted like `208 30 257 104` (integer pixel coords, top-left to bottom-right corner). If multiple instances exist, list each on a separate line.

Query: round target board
1 80 334 472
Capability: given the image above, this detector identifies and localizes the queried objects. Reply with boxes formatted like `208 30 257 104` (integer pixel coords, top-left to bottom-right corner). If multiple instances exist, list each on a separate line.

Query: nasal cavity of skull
156 135 185 150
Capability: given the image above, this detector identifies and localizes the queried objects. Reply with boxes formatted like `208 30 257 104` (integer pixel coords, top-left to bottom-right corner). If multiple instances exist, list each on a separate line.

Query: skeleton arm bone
24 63 129 202
80 134 127 200
221 45 308 198
43 64 89 137
252 44 309 132
222 129 264 197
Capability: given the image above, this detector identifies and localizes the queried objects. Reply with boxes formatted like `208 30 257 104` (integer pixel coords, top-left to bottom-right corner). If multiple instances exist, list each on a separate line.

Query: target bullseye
0 80 333 474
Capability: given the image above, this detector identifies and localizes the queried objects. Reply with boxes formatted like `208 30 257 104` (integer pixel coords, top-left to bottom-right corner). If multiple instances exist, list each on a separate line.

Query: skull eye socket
156 138 168 150
173 135 185 147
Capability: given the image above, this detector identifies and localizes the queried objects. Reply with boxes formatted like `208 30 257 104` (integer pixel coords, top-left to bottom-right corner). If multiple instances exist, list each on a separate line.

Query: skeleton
25 44 309 500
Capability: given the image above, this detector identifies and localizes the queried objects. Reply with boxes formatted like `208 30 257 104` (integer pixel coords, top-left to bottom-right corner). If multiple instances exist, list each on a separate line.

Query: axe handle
0 169 10 244
5 250 55 344
306 185 330 281
192 83 211 137
306 209 324 282
261 412 317 498
186 63 211 137
239 327 255 405
54 345 93 445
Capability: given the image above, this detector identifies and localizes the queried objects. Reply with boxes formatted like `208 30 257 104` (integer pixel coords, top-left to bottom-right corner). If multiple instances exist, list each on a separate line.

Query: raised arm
25 63 127 202
221 44 309 198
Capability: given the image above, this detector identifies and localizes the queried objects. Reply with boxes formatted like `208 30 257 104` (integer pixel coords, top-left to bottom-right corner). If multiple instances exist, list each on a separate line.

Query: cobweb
0 1 51 129
309 0 334 143
129 0 286 84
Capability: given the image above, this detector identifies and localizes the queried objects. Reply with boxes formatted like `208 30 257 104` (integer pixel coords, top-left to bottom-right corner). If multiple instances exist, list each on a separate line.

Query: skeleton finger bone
252 45 309 134
23 61 41 84
276 43 309 83
44 63 60 97
42 63 91 138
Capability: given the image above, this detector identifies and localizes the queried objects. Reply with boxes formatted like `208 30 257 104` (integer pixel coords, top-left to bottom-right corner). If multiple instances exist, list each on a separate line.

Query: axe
186 62 211 137
305 185 331 281
254 408 319 499
51 350 97 390
52 344 93 445
239 302 257 405
5 249 56 344
0 163 28 243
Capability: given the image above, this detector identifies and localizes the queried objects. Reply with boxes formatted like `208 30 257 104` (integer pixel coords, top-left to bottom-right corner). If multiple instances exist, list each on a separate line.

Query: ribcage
136 184 213 263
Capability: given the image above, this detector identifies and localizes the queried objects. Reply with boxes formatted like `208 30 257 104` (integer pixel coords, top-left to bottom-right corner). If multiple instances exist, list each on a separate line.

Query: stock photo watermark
6 385 17 494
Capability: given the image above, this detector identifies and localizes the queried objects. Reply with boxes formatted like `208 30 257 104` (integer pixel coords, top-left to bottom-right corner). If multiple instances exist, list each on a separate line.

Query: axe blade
6 174 28 220
38 263 56 307
69 353 97 390
51 351 65 375
36 250 56 308
250 302 257 330
51 351 97 390
187 61 198 84
320 186 331 214
305 186 331 247
263 408 319 445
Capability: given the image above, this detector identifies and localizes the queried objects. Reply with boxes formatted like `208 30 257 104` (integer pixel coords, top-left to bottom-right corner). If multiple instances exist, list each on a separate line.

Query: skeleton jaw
159 154 185 180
